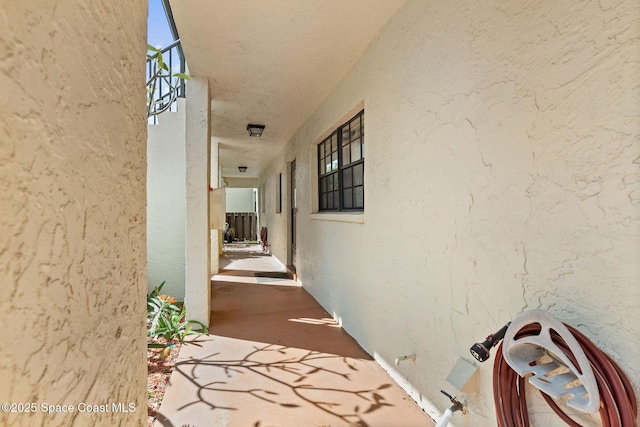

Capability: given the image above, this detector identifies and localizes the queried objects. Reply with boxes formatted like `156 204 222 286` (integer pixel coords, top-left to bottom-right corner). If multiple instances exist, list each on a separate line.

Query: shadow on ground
171 341 395 427
154 245 432 427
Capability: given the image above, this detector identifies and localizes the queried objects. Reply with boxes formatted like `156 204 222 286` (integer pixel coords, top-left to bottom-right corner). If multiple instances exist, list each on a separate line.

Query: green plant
146 44 190 118
147 282 208 348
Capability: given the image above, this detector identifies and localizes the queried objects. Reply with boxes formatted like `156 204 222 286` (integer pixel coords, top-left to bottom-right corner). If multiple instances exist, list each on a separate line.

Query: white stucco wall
148 99 187 299
211 141 221 273
185 76 211 327
0 2 148 426
226 188 257 212
260 0 640 425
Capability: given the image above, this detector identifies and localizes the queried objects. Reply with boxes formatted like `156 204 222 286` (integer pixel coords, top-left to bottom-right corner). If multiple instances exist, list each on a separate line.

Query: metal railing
146 39 186 120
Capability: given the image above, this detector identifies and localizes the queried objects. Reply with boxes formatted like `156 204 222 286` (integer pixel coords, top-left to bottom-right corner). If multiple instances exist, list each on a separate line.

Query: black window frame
318 110 364 212
276 172 282 213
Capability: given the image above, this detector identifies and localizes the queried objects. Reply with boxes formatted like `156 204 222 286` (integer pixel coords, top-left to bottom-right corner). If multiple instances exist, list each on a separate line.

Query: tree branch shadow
173 343 396 427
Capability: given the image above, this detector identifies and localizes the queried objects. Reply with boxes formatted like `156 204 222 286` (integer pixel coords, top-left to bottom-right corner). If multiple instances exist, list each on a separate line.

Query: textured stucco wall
0 2 148 426
185 76 211 327
226 188 256 213
260 0 640 425
148 99 187 299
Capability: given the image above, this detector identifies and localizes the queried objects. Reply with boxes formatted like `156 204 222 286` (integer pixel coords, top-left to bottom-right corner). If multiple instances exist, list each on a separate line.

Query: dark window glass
317 110 364 211
353 163 364 186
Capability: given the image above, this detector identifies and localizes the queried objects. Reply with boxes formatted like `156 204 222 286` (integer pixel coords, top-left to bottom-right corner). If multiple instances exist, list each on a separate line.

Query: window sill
310 212 364 224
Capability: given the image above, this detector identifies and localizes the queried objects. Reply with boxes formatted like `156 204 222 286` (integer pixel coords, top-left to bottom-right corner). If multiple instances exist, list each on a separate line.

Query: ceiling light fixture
238 166 248 172
247 124 265 137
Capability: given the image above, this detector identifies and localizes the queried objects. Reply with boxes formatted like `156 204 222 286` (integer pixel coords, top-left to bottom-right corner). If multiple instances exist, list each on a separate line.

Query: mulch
147 337 182 427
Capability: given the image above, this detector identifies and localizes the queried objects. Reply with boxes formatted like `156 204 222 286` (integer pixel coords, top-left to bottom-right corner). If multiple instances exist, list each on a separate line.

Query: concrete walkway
155 243 434 427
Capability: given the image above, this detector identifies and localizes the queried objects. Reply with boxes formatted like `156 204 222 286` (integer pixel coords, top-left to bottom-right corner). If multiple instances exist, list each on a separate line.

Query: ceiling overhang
170 0 407 179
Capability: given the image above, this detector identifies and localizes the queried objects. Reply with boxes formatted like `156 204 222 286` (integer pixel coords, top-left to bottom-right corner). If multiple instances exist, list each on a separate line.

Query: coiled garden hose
492 322 638 427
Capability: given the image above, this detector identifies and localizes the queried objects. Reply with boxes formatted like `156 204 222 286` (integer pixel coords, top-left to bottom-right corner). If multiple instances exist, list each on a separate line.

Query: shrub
147 282 208 348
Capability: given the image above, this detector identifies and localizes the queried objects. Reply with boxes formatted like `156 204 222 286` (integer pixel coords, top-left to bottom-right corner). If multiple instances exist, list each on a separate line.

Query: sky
147 0 175 49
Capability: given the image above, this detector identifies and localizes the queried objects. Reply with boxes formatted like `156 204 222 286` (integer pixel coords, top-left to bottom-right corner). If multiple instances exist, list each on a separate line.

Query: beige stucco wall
260 0 640 425
0 2 148 426
148 99 187 299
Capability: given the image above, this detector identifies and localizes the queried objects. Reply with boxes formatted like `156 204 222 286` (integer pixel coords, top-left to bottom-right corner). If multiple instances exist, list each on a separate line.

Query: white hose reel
502 310 600 413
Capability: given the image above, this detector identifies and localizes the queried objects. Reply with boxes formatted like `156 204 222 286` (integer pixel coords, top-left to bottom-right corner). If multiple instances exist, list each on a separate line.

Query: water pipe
435 390 464 427
435 408 454 427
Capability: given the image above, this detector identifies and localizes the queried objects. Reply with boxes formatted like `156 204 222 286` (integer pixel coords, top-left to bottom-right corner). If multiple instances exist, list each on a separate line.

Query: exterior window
276 173 282 213
318 110 364 211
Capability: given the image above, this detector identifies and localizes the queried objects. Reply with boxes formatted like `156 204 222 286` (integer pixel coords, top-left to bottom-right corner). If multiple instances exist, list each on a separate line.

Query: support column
185 76 211 327
210 140 221 274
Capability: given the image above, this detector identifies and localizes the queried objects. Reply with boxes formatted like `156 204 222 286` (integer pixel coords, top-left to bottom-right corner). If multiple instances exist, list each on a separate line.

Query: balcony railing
146 39 186 121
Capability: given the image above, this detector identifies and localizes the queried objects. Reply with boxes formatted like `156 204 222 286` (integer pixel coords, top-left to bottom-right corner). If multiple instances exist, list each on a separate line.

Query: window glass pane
317 111 363 211
354 186 364 208
343 167 352 188
342 125 350 144
353 163 364 186
351 116 361 140
343 188 353 209
351 140 361 162
342 143 350 165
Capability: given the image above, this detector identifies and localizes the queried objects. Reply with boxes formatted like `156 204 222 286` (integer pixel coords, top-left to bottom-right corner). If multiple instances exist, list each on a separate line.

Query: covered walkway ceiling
169 0 407 178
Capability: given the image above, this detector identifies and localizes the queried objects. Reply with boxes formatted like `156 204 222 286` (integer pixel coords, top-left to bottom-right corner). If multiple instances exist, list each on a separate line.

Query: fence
226 212 258 241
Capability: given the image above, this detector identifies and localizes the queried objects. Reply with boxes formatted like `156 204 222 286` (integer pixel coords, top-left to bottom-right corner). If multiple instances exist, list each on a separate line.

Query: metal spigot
440 390 464 413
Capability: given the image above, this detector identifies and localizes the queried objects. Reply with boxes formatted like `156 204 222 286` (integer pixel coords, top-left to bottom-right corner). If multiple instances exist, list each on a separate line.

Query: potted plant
226 227 235 243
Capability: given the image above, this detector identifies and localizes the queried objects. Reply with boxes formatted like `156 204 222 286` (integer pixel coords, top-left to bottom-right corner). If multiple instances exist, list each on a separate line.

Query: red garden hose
492 322 638 427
